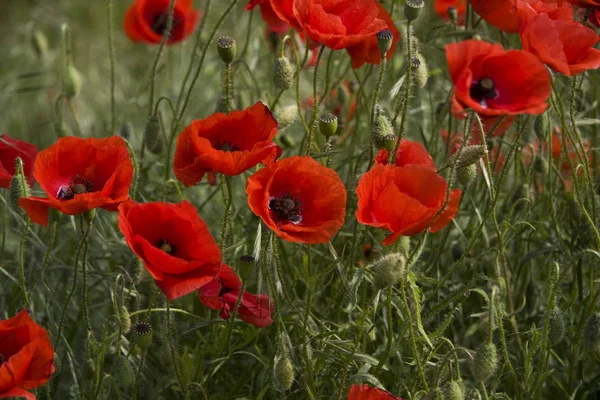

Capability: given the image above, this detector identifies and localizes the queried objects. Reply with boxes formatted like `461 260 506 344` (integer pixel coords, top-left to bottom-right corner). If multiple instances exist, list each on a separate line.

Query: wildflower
20 136 133 227
435 0 467 23
245 0 290 33
117 200 222 300
246 156 347 244
0 135 37 188
124 0 200 45
347 384 402 400
0 310 55 400
174 102 280 187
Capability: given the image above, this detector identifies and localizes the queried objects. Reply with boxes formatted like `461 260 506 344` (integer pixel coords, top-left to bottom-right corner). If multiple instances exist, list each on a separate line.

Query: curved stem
305 45 326 156
106 0 116 135
18 218 31 307
370 53 387 124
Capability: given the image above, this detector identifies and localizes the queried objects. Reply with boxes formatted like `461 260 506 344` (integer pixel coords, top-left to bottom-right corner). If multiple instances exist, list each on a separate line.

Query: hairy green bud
457 164 477 187
548 309 565 346
472 342 498 382
451 145 486 169
445 380 464 400
371 114 394 149
534 113 548 141
114 356 135 388
533 156 549 174
9 158 30 215
371 253 406 290
120 306 131 335
413 53 428 89
144 115 163 154
274 56 295 90
273 105 298 131
274 356 294 391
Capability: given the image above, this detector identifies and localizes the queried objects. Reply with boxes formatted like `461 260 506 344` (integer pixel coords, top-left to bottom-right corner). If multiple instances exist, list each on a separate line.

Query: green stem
391 21 413 162
106 0 116 135
370 53 387 124
0 191 6 264
301 244 316 393
18 218 31 307
219 176 233 251
130 349 147 400
31 221 57 290
305 46 326 156
224 63 233 114
400 279 428 391
373 286 394 374
166 300 188 396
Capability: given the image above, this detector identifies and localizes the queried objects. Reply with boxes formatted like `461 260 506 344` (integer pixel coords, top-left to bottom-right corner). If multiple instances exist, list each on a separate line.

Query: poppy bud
534 113 548 141
144 115 163 154
273 56 295 90
510 184 530 212
447 7 458 25
451 145 486 169
319 113 338 139
548 309 565 346
376 29 394 54
279 133 295 148
9 158 30 215
457 164 477 187
63 65 82 99
413 53 428 89
274 356 294 391
132 321 153 349
120 306 131 334
217 36 236 65
405 0 424 22
584 313 600 352
114 356 135 388
371 114 394 149
533 156 549 174
427 387 443 400
119 123 132 140
371 253 406 290
445 380 464 400
471 342 498 382
273 105 298 131
54 121 70 137
31 29 49 60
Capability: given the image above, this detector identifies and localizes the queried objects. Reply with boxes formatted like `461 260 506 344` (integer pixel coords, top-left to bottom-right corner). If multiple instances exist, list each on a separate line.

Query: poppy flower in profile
446 40 551 117
271 0 302 31
19 136 133 227
0 135 37 189
124 0 200 45
520 14 600 76
246 156 347 244
346 3 400 69
435 0 467 22
0 310 55 400
246 0 290 33
292 0 388 50
118 200 223 301
174 102 280 187
198 264 273 328
348 384 402 400
356 140 462 245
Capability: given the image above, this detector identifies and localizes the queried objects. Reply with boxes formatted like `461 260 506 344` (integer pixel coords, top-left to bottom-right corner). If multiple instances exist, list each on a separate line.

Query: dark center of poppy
157 239 175 255
268 193 302 224
213 141 240 152
151 12 182 36
0 353 7 365
56 175 94 201
470 77 498 105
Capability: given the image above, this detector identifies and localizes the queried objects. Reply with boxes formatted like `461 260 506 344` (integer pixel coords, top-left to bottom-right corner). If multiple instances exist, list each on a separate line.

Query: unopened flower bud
413 52 428 88
371 253 406 290
405 0 424 22
534 113 548 141
453 145 486 169
31 29 49 60
63 65 81 99
447 7 458 24
533 156 549 174
217 36 236 64
457 164 477 187
273 105 298 131
445 380 464 400
83 358 96 380
471 342 498 382
132 321 153 349
371 114 394 149
144 115 163 154
584 312 600 352
114 356 135 388
319 113 338 139
376 29 394 54
9 158 29 215
549 309 565 346
84 208 96 224
120 306 131 334
274 56 295 90
274 356 294 391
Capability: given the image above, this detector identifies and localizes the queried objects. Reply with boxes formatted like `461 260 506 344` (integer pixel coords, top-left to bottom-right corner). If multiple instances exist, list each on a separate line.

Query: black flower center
151 12 182 36
56 175 94 201
268 193 302 224
0 353 7 365
157 239 175 255
213 141 240 152
470 77 498 106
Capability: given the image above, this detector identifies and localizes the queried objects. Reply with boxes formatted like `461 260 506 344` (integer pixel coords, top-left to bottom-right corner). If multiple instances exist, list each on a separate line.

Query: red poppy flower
124 0 200 45
198 264 273 327
347 384 402 400
118 200 223 301
246 156 346 244
174 102 280 187
0 310 55 400
19 136 133 227
374 139 436 170
0 135 37 189
356 146 461 245
446 40 551 117
346 3 400 69
470 0 573 32
271 0 302 31
569 0 600 6
292 0 388 50
520 14 600 75
246 0 290 33
435 0 468 22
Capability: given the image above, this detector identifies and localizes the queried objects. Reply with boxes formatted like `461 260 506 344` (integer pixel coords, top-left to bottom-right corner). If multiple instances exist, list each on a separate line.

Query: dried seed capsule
132 321 153 349
377 29 394 53
319 113 338 139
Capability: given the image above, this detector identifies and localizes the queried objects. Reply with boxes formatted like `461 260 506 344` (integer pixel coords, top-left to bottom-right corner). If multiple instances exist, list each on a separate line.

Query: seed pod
371 253 406 290
273 105 298 131
376 29 394 53
445 380 464 400
471 342 498 382
584 312 600 352
273 56 295 90
548 309 565 346
405 0 425 22
533 156 549 174
144 115 163 154
447 7 458 24
120 306 132 335
217 36 236 64
319 113 338 139
371 114 394 149
274 356 294 391
63 65 82 99
132 321 153 349
114 356 135 388
381 135 397 153
457 164 477 187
